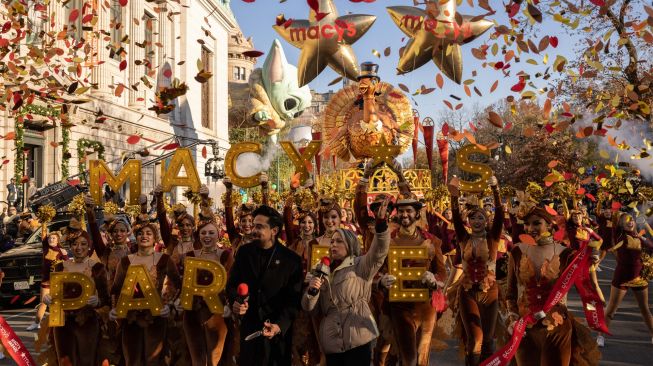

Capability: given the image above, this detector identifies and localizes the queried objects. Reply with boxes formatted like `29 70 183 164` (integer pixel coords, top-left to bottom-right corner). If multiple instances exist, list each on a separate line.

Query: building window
201 46 213 129
109 0 123 60
144 12 156 70
239 67 246 80
233 66 239 81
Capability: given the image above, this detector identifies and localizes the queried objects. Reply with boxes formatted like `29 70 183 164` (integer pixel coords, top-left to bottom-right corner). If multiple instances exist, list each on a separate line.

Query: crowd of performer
19 168 653 366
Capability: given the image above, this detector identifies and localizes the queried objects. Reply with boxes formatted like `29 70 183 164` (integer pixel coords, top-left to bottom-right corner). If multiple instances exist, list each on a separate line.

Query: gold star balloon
273 0 376 87
387 0 493 84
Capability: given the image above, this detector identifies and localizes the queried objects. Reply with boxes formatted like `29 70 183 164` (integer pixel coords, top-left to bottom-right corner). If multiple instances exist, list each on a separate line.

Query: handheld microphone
236 283 249 304
308 257 331 296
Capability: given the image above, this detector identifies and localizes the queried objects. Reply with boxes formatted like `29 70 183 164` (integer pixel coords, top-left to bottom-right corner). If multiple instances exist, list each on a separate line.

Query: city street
0 256 651 365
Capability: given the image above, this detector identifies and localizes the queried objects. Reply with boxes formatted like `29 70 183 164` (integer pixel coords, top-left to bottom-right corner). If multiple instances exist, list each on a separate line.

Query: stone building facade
0 0 243 209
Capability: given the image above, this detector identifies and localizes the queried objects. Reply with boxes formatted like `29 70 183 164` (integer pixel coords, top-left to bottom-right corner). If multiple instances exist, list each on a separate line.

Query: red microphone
308 257 331 296
236 283 249 304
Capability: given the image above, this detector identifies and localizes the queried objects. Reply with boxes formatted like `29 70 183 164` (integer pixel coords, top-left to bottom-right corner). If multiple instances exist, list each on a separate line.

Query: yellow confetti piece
505 145 512 154
372 49 381 58
599 150 610 159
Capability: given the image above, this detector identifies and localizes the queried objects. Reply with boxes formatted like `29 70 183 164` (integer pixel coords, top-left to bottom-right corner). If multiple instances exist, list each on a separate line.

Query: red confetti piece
519 234 536 245
67 179 81 186
242 50 264 57
550 36 558 48
23 295 37 305
163 68 172 78
119 0 128 6
127 135 141 144
10 295 19 304
585 193 596 202
202 146 207 159
589 0 605 6
611 201 622 211
545 205 559 217
69 9 80 23
307 0 319 12
161 143 180 150
315 12 329 21
119 59 127 71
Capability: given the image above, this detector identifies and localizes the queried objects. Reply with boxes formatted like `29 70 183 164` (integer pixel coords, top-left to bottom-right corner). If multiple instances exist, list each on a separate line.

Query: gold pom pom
36 204 56 224
221 191 242 207
103 202 119 216
124 204 141 218
68 194 87 218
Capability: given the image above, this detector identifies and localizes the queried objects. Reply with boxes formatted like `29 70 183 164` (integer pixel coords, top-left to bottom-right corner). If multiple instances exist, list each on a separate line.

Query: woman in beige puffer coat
302 197 391 366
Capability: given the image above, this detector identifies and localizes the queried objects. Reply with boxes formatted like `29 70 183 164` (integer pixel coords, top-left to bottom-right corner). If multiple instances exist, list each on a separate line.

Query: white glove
507 320 516 335
172 298 183 313
222 304 232 318
42 294 53 305
379 274 397 289
159 305 171 318
421 271 444 289
109 308 118 321
304 272 314 284
86 295 99 307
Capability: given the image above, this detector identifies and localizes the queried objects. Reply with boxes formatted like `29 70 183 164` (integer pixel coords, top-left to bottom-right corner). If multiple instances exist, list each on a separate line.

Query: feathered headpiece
197 207 218 231
236 203 257 218
172 203 195 226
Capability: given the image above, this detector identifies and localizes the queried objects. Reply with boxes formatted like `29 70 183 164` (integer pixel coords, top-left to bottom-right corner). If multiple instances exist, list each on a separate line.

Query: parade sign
89 148 201 205
456 144 493 193
180 257 227 314
387 246 429 302
49 272 96 327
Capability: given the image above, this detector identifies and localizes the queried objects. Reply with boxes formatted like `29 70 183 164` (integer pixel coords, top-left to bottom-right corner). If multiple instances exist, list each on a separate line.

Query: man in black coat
227 205 303 366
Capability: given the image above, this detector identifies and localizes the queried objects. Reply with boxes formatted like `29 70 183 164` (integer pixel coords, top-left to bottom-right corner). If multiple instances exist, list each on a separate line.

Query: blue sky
230 0 575 127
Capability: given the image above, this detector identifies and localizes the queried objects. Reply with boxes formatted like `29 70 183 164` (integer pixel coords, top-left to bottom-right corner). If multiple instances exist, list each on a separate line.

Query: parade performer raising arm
447 176 503 366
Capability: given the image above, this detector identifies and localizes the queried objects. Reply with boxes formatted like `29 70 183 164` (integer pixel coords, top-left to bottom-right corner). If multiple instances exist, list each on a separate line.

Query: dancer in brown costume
110 216 181 366
283 191 321 366
223 173 268 251
376 193 446 366
446 176 503 366
47 229 110 366
598 212 653 347
183 209 235 365
506 207 599 366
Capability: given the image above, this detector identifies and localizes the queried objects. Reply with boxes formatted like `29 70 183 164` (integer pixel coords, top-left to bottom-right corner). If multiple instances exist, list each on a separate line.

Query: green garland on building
61 125 71 180
14 119 24 182
17 104 61 118
77 138 105 182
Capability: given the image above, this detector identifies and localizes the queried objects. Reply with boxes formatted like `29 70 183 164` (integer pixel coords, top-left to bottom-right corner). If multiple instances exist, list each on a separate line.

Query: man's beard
400 217 416 228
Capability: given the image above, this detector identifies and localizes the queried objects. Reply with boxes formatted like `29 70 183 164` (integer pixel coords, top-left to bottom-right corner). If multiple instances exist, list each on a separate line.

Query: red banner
437 139 449 184
423 125 434 171
576 266 610 334
0 316 36 366
412 116 419 167
312 131 321 176
481 244 600 366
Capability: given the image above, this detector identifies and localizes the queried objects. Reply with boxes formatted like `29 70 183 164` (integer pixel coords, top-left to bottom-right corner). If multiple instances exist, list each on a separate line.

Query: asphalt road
0 256 651 365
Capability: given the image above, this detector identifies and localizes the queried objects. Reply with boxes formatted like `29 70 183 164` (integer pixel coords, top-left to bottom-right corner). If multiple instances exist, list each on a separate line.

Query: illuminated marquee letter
180 257 227 314
90 160 142 205
224 142 263 188
456 144 493 193
280 141 322 185
49 272 95 327
115 265 164 318
160 148 202 193
387 246 429 302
